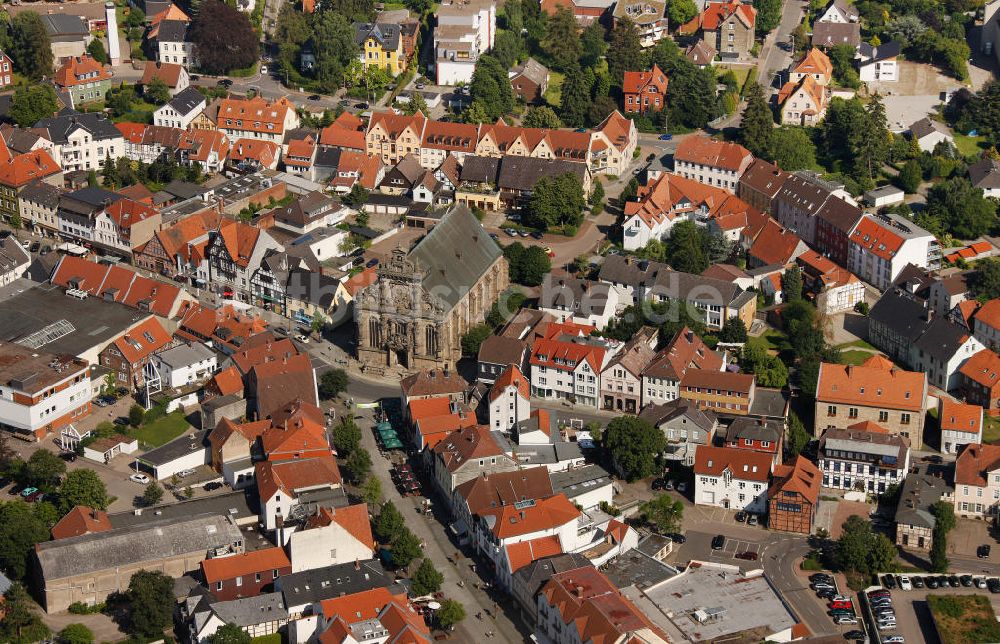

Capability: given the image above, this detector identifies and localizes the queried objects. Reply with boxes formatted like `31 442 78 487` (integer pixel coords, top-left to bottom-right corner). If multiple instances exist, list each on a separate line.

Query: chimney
355 559 361 570
925 307 934 322
575 586 584 597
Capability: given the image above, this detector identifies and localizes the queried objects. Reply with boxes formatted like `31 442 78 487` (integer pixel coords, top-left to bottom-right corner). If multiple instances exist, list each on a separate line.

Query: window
827 405 837 417
878 411 889 422
848 407 858 419
255 573 261 582
235 577 243 587
901 413 911 425
216 581 223 590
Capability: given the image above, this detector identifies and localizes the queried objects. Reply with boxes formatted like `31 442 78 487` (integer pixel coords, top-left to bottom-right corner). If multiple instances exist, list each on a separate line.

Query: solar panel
15 319 76 349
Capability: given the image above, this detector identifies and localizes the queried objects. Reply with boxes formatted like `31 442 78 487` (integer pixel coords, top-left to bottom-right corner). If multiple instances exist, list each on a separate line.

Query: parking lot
863 579 1000 644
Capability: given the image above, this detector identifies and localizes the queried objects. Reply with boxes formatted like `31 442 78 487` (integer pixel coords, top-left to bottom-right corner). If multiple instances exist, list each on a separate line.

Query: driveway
757 0 807 88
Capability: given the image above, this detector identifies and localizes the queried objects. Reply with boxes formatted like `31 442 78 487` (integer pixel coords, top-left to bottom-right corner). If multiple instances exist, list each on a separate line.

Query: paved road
757 0 807 89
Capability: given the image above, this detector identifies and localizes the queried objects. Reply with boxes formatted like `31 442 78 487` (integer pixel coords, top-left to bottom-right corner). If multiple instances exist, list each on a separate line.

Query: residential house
638 398 718 465
283 135 317 179
433 0 496 85
539 276 618 329
186 592 289 642
432 424 517 493
302 588 428 644
612 0 669 47
848 212 940 290
318 111 367 153
53 56 113 108
217 96 300 145
488 364 531 434
178 128 231 173
419 120 478 170
133 209 219 278
255 456 342 530
680 0 757 60
954 443 1000 518
737 158 790 214
529 323 609 408
685 40 717 67
33 110 124 172
35 14 92 62
410 397 478 450
768 456 821 534
693 445 772 513
98 317 173 392
673 135 753 192
270 191 346 235
974 299 1000 351
50 254 193 318
0 342 91 440
0 139 62 227
939 398 983 456
895 464 952 551
228 138 281 172
284 504 375 572
510 58 549 104
679 370 755 416
788 47 833 85
50 506 111 541
0 236 30 287
478 334 530 384
354 21 408 75
153 342 217 389
725 417 783 465
811 21 861 49
599 327 657 413
116 122 184 164
206 219 282 303
814 356 928 447
451 467 553 549
154 86 205 129
201 547 292 601
818 423 911 494
910 117 954 153
796 249 865 314
155 19 196 68
0 50 13 88
18 180 64 238
857 41 900 82
778 74 828 125
746 217 808 269
366 112 427 165
816 0 859 23
623 64 669 114
969 157 1000 198
641 326 724 407
140 61 190 96
400 368 469 416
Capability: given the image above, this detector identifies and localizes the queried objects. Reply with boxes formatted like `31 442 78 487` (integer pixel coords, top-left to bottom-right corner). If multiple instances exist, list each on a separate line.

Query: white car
898 575 912 590
296 334 310 343
177 469 196 477
130 473 150 484
884 637 904 643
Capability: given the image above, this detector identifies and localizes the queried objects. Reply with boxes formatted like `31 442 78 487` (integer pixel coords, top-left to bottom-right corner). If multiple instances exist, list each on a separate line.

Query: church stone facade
354 205 508 371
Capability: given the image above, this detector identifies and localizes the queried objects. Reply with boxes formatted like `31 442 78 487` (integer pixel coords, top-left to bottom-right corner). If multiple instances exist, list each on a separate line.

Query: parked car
664 479 674 491
883 637 905 644
829 601 853 610
217 78 233 87
735 551 758 561
667 532 686 544
976 577 988 589
834 616 859 625
979 544 992 559
24 489 44 502
988 578 1000 593
658 133 673 141
948 575 961 587
735 511 747 523
60 451 77 462
960 575 974 587
308 94 321 100
19 486 38 498
651 478 666 491
677 481 687 492
93 398 108 407
817 589 837 600
844 630 866 640
881 575 896 589
177 469 196 477
505 228 518 237
898 575 912 590
926 576 940 588
296 334 310 343
530 231 544 240
203 481 223 491
711 535 725 550
29 241 40 253
912 576 925 589
747 514 759 526
810 573 833 583
355 102 369 109
129 473 150 484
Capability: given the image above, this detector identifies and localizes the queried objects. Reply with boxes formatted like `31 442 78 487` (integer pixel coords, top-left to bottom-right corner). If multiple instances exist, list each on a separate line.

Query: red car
829 601 853 610
735 551 758 561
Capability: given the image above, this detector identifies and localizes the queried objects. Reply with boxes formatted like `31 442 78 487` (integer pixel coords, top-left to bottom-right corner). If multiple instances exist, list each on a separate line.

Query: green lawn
835 338 877 351
761 328 789 352
984 416 1000 444
838 350 877 365
717 65 751 92
953 133 987 157
132 411 191 448
544 71 564 108
112 99 158 124
252 635 282 644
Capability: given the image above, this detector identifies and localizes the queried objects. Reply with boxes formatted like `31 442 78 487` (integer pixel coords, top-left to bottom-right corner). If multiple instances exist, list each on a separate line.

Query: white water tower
105 2 121 64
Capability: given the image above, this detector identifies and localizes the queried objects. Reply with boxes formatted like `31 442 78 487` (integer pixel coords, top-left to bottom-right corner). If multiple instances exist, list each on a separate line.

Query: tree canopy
0 501 51 580
332 417 362 455
604 416 665 481
57 469 111 514
504 243 552 286
468 55 516 122
521 106 562 129
640 494 684 534
319 368 349 399
10 12 53 81
411 558 444 595
127 570 175 639
525 172 586 230
740 82 773 158
189 0 259 74
9 85 59 128
540 7 581 71
924 177 997 239
207 624 251 644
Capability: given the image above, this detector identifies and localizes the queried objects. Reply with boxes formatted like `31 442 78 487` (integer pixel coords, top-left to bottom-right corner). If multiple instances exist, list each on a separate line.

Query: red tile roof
230 138 279 167
219 96 295 136
529 336 606 374
939 398 983 435
749 217 804 266
53 55 112 88
285 135 316 167
694 445 772 481
255 455 341 501
681 0 756 32
623 64 669 95
674 135 752 172
369 111 427 139
769 455 821 504
201 546 291 584
816 360 926 411
110 317 172 364
343 266 378 297
216 219 262 268
422 119 479 153
956 443 1000 487
51 255 186 317
0 142 61 188
505 535 563 573
105 198 159 230
231 337 299 375
178 128 231 163
479 493 581 539
209 366 245 397
141 61 185 87
793 48 833 80
50 506 112 540
849 216 905 261
974 299 1000 331
318 587 408 625
643 327 722 380
489 364 529 402
179 303 268 346
454 467 554 516
305 504 375 550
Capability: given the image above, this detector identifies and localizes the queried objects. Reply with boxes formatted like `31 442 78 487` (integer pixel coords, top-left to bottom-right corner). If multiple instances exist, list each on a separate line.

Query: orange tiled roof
0 141 61 188
255 455 341 501
422 119 478 153
343 266 378 296
681 0 756 32
749 217 803 266
794 48 833 80
675 135 752 172
770 455 821 504
216 218 262 268
849 216 905 261
505 535 562 573
260 410 329 459
369 111 427 139
53 56 112 88
50 506 112 540
141 61 185 87
219 96 295 136
305 504 375 550
816 359 925 411
179 128 231 163
111 317 172 364
956 443 1000 487
623 64 669 95
974 298 1000 331
285 135 316 168
846 420 891 433
694 445 771 481
51 255 185 317
231 337 299 374
210 366 245 397
478 493 581 539
179 303 267 345
230 138 279 167
489 364 529 402
105 198 158 229
201 546 290 583
319 588 407 624
939 398 983 435
529 336 606 374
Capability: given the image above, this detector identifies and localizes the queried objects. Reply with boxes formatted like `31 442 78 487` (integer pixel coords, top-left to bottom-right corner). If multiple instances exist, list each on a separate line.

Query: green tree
930 501 955 572
106 83 137 118
128 404 146 427
525 172 585 230
664 221 708 274
436 599 466 630
925 177 998 239
855 93 891 181
754 0 781 32
666 60 719 129
57 469 111 514
345 448 373 482
558 63 591 128
767 126 818 171
606 18 642 86
898 159 922 193
126 570 175 639
22 450 65 492
461 323 493 356
493 30 526 69
540 7 581 71
145 76 171 105
411 558 445 595
0 503 51 580
755 353 789 387
319 368 349 399
869 533 897 575
786 411 810 457
360 475 383 506
375 501 404 542
469 55 515 120
740 82 773 157
604 416 666 481
207 624 251 644
971 258 1000 300
189 0 259 74
640 494 684 534
86 39 109 65
342 183 370 207
143 481 164 506
783 266 803 302
837 515 874 573
519 246 552 286
719 317 748 343
829 43 861 87
1 582 50 643
665 0 697 25
58 623 94 644
522 106 562 129
580 21 607 68
10 12 53 81
391 528 422 568
590 179 605 207
332 417 362 455
9 84 59 128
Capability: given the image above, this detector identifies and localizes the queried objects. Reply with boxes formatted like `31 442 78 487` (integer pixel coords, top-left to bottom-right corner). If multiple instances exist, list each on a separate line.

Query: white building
255 457 342 531
973 300 1000 352
0 237 31 286
857 41 899 82
154 342 217 389
539 276 620 330
33 110 125 172
816 0 859 23
0 343 92 440
909 118 954 154
153 87 206 129
433 0 496 85
954 443 1000 518
939 398 983 456
693 445 771 514
156 20 196 68
847 212 940 290
529 332 612 408
283 505 375 571
818 425 910 494
672 136 754 192
488 364 530 434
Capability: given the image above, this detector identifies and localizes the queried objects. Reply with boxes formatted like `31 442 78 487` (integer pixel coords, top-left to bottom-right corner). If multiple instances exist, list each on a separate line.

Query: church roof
408 204 503 308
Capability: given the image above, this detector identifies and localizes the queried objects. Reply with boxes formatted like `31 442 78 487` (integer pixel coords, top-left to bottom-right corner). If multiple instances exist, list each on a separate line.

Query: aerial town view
4 0 1000 641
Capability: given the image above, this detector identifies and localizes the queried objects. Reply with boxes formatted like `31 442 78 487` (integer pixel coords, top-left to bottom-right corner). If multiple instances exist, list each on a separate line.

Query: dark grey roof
353 21 402 50
155 341 216 368
497 156 588 192
167 86 206 116
602 546 679 590
19 180 64 209
859 41 901 63
163 179 203 200
910 117 951 141
39 13 89 37
108 490 258 529
66 186 123 207
511 553 592 601
638 398 717 433
478 334 527 366
894 464 952 529
969 158 1000 191
549 464 611 500
36 514 242 580
749 387 790 420
648 269 745 306
157 19 189 42
511 58 548 85
513 442 582 465
2 128 44 154
365 192 411 207
811 21 860 47
726 417 782 443
816 194 863 234
408 204 502 308
205 592 288 627
540 277 614 316
286 267 340 308
315 146 341 168
460 156 500 184
0 237 30 274
274 191 341 228
913 316 973 363
35 110 122 143
275 560 394 607
868 289 930 343
136 427 209 467
598 255 664 288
